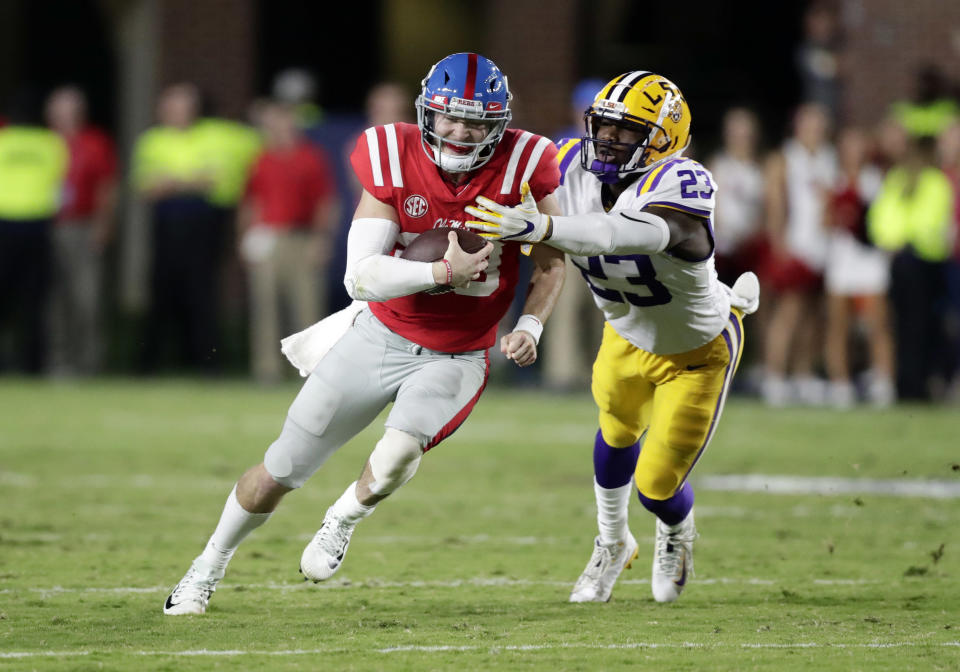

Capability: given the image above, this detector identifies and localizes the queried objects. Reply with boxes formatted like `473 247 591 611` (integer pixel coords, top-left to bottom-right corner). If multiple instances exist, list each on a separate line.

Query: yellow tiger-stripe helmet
582 71 692 183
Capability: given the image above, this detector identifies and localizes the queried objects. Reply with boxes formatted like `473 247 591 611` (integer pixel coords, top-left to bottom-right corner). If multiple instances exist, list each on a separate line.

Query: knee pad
598 415 640 449
368 428 422 496
634 467 682 502
264 416 339 489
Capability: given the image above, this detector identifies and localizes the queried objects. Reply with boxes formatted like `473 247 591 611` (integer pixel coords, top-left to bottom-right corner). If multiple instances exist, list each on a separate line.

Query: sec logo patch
404 194 428 218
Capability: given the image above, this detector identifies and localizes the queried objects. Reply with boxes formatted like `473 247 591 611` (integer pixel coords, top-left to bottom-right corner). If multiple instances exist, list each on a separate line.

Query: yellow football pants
591 311 744 500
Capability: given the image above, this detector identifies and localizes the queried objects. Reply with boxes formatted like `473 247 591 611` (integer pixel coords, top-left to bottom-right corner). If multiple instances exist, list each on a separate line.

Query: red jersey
59 126 116 221
246 141 335 228
350 122 559 352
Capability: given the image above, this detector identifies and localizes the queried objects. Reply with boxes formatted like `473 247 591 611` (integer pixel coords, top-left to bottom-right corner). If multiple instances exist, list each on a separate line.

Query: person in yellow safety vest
868 134 955 400
193 115 261 213
132 82 224 374
0 90 68 373
890 64 959 139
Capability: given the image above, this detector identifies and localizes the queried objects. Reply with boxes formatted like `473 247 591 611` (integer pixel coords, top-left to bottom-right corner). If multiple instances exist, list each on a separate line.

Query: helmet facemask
415 91 511 173
581 112 673 184
579 80 691 184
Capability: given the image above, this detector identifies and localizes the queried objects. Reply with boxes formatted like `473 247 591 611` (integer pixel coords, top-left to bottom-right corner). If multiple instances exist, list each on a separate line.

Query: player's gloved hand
465 182 552 243
725 271 760 315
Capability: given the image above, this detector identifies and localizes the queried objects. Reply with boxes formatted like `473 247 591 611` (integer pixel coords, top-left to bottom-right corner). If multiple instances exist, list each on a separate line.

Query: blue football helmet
415 52 512 173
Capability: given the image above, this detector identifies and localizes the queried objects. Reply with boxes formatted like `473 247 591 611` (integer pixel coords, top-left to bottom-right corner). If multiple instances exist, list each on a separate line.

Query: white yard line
0 576 881 598
698 475 960 499
4 471 958 499
3 641 958 658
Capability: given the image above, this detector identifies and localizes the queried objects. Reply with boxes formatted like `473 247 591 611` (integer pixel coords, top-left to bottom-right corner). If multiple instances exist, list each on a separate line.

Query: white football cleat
569 532 639 603
163 558 223 615
300 508 355 582
651 510 697 603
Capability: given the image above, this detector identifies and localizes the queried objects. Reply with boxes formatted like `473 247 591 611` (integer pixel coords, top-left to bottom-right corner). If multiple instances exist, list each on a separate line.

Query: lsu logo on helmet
581 71 692 183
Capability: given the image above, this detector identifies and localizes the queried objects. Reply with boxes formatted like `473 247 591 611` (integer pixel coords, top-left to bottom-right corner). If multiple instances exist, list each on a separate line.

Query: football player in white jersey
467 72 759 604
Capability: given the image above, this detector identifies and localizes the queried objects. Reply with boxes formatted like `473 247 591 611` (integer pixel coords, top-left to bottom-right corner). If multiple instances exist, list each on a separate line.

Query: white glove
726 271 760 315
465 182 552 243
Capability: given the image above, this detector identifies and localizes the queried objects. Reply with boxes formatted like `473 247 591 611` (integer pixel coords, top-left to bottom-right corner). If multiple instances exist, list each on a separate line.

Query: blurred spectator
272 67 323 130
0 90 68 374
762 103 836 405
238 101 340 383
868 135 954 400
939 121 960 247
823 127 894 407
365 82 413 128
44 86 118 376
874 114 910 171
940 121 960 397
537 78 607 391
709 107 767 286
796 2 842 123
194 111 260 226
891 64 959 140
132 82 223 373
708 107 767 391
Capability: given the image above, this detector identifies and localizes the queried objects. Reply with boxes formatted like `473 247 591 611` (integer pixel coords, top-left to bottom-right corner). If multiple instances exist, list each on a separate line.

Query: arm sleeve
547 209 671 256
344 217 438 301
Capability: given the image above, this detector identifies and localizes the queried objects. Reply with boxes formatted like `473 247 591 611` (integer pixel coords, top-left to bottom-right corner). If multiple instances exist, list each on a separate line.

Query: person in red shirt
44 86 117 375
164 53 566 615
238 101 340 383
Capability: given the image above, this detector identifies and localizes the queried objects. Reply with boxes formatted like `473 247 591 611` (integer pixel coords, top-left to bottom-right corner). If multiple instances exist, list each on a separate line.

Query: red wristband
441 259 453 285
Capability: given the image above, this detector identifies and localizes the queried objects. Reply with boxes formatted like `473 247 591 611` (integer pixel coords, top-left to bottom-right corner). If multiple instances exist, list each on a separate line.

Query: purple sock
593 429 640 489
638 481 694 525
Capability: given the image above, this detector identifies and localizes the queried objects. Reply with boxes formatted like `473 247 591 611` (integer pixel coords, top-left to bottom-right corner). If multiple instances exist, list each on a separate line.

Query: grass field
1 378 958 671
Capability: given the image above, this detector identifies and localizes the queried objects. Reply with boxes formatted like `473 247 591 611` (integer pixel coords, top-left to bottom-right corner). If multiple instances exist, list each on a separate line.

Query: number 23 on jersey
573 254 672 307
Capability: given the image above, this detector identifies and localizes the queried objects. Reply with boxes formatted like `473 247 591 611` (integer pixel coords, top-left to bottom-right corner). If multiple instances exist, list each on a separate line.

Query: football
400 227 488 262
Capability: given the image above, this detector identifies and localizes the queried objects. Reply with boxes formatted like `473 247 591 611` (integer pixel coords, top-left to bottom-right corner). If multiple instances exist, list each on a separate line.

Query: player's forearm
346 254 438 302
344 216 438 301
513 250 565 343
546 209 670 255
521 251 565 323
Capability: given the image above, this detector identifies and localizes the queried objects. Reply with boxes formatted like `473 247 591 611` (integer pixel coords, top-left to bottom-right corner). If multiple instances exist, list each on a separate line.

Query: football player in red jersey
164 53 565 615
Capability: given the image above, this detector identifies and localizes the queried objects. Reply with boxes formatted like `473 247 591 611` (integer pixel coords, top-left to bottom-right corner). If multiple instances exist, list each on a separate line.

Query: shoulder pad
556 138 582 185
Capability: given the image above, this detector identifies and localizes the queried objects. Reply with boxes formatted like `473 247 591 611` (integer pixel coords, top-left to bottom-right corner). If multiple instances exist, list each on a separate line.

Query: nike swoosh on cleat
674 557 688 587
165 595 176 610
501 221 536 240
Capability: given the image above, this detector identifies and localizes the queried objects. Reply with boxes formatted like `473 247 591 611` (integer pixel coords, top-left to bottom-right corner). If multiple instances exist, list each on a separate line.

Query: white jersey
824 165 890 295
554 142 731 355
708 151 765 255
783 138 836 271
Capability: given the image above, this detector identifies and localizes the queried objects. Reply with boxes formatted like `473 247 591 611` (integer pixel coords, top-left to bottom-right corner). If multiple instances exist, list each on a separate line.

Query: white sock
330 481 376 525
595 479 632 546
199 485 272 571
